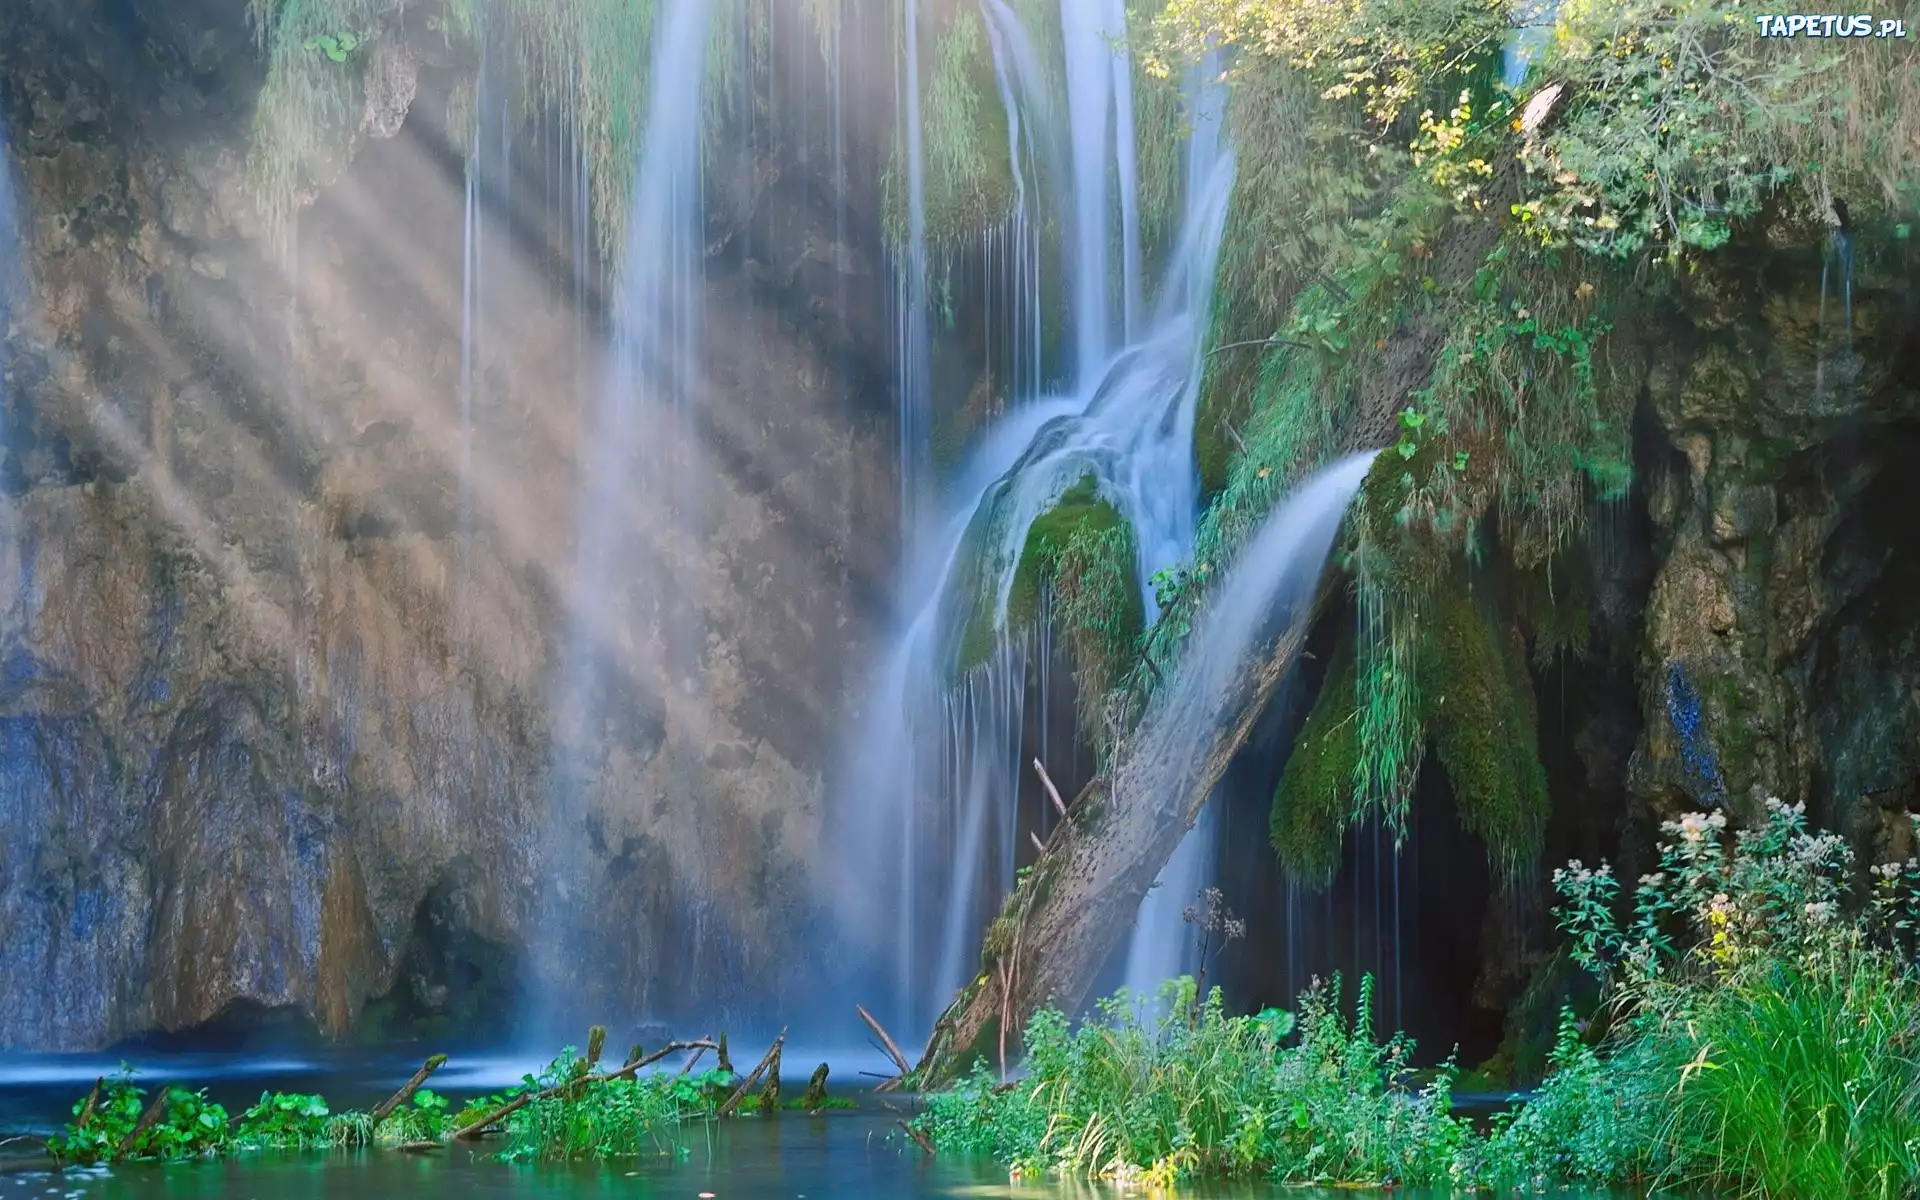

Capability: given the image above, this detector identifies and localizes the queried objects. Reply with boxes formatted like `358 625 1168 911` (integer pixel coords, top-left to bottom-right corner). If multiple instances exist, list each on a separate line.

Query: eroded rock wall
1630 212 1920 861
0 0 897 1048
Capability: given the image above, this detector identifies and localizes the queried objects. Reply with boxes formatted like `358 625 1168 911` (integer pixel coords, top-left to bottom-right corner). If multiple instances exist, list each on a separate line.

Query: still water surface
0 1052 1626 1198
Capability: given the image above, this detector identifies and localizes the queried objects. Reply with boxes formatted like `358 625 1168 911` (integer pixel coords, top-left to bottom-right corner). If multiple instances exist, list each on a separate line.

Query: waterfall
897 0 933 525
537 0 714 1033
1121 449 1382 998
835 0 1237 1035
456 54 484 652
1504 0 1560 88
0 109 22 447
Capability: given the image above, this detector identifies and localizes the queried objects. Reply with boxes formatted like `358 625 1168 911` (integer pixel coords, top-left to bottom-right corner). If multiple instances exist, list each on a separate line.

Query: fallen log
900 1120 934 1155
756 1040 783 1113
675 1036 713 1077
914 560 1346 1087
718 1028 787 1117
369 1054 447 1125
1033 758 1068 817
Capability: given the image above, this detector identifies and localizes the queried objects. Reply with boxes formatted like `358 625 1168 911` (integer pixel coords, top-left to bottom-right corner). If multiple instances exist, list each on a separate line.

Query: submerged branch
370 1054 447 1125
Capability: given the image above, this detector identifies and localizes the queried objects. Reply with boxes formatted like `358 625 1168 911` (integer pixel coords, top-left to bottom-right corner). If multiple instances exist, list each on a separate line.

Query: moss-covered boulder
948 474 1142 677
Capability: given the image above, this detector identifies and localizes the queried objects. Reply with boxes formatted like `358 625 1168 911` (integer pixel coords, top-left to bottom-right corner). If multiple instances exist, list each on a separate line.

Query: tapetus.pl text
1752 13 1908 36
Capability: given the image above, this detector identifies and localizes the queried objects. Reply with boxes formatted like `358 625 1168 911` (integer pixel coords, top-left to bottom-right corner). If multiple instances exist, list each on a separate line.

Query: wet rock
0 0 897 1048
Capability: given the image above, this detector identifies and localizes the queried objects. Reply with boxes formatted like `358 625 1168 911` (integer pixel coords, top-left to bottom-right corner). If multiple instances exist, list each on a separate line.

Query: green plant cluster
452 1046 733 1161
945 475 1145 753
48 1075 231 1163
44 1037 825 1167
914 974 1468 1188
46 1072 464 1164
920 804 1920 1193
1552 799 1920 1196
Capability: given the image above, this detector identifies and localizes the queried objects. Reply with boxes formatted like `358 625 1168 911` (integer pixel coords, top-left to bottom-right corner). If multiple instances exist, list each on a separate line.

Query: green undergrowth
1551 799 1920 1197
47 1037 850 1166
917 804 1920 1192
1270 557 1551 887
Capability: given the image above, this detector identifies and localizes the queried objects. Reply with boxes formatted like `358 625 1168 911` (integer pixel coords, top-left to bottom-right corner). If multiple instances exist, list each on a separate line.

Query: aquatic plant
234 1091 335 1148
48 1070 232 1164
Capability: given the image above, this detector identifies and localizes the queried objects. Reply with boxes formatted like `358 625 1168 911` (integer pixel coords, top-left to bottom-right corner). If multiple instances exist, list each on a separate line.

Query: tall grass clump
1553 799 1920 1198
913 973 1471 1188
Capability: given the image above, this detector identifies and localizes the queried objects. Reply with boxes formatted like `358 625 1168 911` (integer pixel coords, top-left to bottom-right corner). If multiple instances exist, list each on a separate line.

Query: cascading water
0 110 21 441
835 0 1238 1036
536 0 714 1034
895 0 933 524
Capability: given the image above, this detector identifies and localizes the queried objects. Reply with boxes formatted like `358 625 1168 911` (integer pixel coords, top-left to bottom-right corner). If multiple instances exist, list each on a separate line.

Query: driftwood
1205 335 1310 358
1034 759 1068 817
584 1025 607 1068
675 1036 713 1077
856 1004 912 1091
396 1140 443 1154
717 1032 734 1074
900 1120 934 1154
114 1089 171 1161
449 1039 721 1140
717 1028 787 1117
756 1040 783 1112
369 1054 447 1125
74 1077 104 1131
801 1063 829 1111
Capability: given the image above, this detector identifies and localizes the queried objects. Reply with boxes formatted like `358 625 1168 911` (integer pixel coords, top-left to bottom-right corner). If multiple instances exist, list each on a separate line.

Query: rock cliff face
1629 212 1920 865
0 0 897 1048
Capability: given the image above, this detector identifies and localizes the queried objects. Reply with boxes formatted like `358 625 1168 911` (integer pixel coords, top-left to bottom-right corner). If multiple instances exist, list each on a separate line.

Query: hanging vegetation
243 0 841 254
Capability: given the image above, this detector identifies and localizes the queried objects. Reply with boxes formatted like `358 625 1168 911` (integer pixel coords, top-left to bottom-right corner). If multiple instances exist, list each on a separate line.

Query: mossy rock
950 474 1140 676
1270 638 1360 887
890 4 1016 245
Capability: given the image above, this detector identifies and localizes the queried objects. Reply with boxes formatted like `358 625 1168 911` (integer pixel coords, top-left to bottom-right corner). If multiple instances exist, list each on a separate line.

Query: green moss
1271 638 1359 888
884 4 1015 246
952 475 1139 678
1417 583 1547 880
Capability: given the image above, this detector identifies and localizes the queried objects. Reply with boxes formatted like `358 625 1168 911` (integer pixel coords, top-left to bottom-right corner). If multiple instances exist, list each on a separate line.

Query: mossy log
914 574 1338 1086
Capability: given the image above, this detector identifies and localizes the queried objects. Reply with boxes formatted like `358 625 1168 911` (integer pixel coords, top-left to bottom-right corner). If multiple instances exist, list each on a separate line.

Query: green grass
921 803 1920 1192
915 974 1471 1188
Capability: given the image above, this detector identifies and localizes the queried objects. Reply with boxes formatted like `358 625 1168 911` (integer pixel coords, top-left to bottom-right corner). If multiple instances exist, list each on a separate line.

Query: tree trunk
914 582 1331 1085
